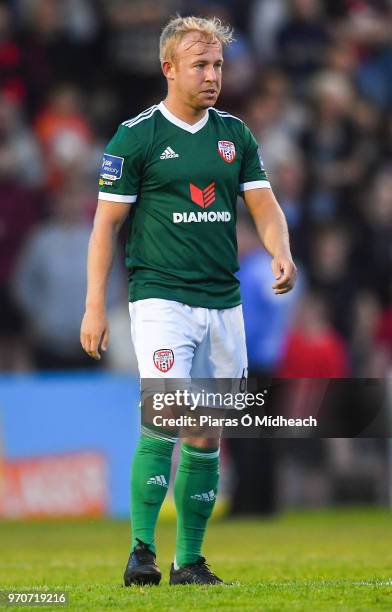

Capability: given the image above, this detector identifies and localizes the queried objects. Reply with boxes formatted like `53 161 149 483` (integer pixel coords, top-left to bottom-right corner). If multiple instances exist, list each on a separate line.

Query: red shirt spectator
277 292 350 377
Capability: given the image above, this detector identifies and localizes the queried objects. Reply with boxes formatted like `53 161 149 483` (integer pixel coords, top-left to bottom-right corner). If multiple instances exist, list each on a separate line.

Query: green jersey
98 101 270 308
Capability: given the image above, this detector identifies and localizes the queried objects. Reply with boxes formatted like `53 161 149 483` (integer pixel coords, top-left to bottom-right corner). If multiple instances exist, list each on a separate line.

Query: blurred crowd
0 0 391 376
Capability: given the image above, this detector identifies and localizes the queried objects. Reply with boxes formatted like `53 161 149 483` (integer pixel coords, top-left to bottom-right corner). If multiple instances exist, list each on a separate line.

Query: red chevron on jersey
218 140 236 163
189 182 216 208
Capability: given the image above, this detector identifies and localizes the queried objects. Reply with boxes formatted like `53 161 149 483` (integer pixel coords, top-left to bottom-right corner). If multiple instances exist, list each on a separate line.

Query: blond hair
159 15 234 63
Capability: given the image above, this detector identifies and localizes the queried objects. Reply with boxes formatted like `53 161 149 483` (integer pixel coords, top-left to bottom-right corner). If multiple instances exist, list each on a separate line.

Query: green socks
174 443 220 567
130 435 220 565
130 429 176 553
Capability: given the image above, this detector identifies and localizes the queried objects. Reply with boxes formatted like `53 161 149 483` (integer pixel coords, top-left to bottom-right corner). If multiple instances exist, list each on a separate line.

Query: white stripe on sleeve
239 180 271 191
98 192 137 203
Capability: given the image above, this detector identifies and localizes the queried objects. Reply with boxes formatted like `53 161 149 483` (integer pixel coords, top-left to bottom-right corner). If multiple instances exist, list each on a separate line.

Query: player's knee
182 436 220 449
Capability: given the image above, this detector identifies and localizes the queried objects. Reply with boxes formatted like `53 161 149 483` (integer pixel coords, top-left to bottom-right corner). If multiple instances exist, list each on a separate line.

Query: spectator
301 72 360 222
0 95 44 187
350 291 382 376
277 292 350 377
19 0 101 113
12 183 123 369
356 167 392 305
34 84 92 191
276 0 331 90
308 223 358 339
249 0 288 63
0 2 26 105
237 207 303 375
370 303 392 376
0 140 40 370
102 0 181 116
270 149 307 258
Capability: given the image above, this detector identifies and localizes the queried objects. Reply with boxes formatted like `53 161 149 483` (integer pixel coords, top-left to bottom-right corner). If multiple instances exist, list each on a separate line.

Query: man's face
165 32 223 110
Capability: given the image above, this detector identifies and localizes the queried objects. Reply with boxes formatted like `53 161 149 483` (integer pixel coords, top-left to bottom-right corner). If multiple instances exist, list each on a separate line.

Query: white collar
158 101 209 134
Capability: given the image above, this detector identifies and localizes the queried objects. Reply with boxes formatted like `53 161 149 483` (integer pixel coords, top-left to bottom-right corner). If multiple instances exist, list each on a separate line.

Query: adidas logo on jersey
147 475 168 487
160 147 179 160
191 489 216 502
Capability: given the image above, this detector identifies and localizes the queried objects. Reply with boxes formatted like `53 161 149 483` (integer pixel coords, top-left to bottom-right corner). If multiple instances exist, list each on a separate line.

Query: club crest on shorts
153 349 174 373
218 140 236 163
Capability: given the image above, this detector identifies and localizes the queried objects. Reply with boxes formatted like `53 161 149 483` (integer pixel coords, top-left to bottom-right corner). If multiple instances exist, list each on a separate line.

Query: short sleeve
239 124 271 193
98 125 144 203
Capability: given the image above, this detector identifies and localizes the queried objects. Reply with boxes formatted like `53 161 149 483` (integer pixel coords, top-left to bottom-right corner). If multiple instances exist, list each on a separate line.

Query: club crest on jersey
153 349 174 373
218 140 236 163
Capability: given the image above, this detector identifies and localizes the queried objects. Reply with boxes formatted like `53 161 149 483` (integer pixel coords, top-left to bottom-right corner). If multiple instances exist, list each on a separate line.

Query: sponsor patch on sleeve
99 178 114 187
100 154 124 181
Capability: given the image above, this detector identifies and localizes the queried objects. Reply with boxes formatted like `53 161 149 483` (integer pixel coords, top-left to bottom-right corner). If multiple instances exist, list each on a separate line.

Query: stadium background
0 0 391 524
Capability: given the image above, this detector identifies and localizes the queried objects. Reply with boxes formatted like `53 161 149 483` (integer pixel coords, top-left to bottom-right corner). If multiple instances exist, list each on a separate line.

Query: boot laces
188 557 220 581
134 538 155 563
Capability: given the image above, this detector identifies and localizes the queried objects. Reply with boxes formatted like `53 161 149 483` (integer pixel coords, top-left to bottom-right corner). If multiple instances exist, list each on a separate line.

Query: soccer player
81 16 296 585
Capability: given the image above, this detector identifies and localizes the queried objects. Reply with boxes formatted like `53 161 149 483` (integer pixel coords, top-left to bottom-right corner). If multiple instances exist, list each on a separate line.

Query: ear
162 60 175 80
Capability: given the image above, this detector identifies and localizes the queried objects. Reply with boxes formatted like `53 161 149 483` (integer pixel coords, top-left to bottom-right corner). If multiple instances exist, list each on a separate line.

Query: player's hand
80 307 109 360
271 255 297 295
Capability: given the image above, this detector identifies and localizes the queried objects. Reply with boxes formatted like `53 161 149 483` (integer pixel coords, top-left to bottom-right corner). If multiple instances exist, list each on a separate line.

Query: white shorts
128 298 248 379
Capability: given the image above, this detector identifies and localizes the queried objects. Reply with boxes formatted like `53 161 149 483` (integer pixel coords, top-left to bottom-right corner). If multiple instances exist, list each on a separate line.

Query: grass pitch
1 508 392 611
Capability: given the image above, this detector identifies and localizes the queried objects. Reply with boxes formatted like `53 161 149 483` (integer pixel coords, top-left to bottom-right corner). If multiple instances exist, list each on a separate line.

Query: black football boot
124 538 161 586
169 556 230 585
